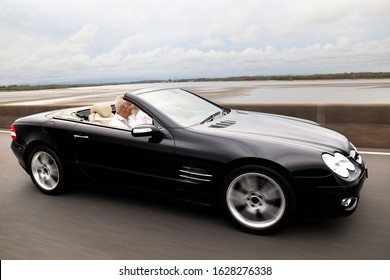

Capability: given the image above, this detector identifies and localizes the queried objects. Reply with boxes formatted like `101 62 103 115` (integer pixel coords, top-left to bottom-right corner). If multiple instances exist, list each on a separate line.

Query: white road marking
359 151 390 156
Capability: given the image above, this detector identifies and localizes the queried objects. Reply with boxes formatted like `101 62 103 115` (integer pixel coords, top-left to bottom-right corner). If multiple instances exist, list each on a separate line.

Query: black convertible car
10 88 367 234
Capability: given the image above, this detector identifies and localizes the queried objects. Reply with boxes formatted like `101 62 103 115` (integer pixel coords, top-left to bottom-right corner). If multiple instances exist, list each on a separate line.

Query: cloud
32 24 97 59
2 35 389 85
0 0 389 85
0 3 10 18
200 38 225 49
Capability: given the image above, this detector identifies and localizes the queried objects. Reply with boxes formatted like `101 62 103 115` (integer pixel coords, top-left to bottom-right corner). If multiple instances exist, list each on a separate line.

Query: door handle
73 135 89 139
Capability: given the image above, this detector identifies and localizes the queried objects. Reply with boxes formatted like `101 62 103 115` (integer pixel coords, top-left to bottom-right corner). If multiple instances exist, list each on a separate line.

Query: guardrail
1 104 389 148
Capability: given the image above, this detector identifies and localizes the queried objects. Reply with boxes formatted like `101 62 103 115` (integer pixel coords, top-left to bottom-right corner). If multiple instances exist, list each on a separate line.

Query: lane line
359 151 390 156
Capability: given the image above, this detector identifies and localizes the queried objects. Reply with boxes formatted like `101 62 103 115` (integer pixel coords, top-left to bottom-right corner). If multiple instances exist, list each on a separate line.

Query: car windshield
137 89 226 127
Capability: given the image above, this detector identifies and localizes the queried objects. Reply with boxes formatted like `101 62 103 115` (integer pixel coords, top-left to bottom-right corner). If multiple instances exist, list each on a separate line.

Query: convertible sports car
10 88 368 234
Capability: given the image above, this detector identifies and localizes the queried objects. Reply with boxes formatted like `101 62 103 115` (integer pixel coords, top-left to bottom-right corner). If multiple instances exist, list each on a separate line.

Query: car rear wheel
28 146 66 194
222 165 296 234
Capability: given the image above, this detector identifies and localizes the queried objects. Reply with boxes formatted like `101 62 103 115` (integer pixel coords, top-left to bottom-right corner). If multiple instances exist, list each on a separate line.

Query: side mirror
131 125 162 138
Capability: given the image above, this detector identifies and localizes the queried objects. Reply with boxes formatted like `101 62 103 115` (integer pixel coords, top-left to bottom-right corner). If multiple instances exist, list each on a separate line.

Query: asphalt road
0 131 389 260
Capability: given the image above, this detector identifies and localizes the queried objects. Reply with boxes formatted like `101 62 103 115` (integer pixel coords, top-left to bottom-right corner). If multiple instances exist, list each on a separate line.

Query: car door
71 122 176 194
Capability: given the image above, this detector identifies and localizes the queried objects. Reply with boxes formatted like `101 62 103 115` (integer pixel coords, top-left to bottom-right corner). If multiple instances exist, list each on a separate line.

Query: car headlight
322 152 355 178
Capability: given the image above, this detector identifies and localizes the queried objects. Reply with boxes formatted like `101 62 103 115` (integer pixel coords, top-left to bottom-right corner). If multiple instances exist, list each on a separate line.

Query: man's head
115 96 133 118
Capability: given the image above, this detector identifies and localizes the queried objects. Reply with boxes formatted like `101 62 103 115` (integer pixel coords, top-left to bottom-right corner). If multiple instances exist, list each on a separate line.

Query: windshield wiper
222 108 230 115
200 111 222 124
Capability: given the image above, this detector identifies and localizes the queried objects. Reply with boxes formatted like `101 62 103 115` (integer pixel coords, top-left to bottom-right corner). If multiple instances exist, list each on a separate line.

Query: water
1 79 389 105
186 80 390 104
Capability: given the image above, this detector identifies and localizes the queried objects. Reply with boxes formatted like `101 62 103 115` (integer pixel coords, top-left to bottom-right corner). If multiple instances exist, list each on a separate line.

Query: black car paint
11 89 367 223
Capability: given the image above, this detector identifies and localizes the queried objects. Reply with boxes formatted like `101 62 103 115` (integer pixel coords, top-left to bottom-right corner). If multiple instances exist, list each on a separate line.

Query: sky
1 0 390 85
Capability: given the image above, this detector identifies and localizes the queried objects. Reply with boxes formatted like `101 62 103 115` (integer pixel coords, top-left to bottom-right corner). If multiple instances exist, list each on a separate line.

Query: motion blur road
0 131 389 260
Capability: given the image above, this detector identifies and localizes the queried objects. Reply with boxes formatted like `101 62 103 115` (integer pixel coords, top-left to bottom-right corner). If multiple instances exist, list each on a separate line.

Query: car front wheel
222 166 296 234
28 146 66 194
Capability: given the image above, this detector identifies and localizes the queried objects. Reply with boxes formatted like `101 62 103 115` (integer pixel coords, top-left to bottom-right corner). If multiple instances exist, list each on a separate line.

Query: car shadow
63 184 350 237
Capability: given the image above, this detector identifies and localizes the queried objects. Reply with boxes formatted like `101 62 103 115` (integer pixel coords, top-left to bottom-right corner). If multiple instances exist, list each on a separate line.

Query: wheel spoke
237 174 257 193
40 153 50 165
45 177 57 188
262 204 281 219
51 169 59 180
238 205 258 220
244 205 258 215
262 182 282 202
229 189 247 207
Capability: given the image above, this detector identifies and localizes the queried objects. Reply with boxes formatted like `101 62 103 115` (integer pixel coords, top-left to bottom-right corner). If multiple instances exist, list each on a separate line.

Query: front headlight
322 152 355 178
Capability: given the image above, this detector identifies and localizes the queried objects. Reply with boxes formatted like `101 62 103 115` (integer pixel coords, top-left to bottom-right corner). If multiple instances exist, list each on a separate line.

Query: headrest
90 103 112 117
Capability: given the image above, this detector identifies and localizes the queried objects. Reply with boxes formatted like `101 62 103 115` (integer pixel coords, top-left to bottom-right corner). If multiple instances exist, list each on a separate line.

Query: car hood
196 110 349 152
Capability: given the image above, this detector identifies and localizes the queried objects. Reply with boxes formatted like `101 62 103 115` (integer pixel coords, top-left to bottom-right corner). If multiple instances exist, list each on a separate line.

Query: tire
222 165 296 234
28 146 66 195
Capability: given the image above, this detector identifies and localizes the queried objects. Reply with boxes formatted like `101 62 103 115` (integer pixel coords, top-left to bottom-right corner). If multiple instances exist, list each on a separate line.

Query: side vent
179 166 213 183
209 120 236 128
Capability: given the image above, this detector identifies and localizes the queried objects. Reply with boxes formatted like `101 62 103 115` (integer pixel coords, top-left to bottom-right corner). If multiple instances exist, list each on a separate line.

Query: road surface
0 131 389 259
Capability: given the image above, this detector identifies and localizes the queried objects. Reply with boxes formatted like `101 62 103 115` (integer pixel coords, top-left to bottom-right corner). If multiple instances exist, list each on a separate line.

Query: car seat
88 103 115 125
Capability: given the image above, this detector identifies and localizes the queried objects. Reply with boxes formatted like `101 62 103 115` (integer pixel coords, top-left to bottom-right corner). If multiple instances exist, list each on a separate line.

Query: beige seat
88 103 114 125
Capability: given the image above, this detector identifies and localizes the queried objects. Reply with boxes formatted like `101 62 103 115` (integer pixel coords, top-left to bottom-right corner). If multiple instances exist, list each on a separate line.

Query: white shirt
109 114 133 129
128 110 153 127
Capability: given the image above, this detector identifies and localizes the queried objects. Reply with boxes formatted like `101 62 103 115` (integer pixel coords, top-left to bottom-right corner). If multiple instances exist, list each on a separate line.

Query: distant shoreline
1 72 389 92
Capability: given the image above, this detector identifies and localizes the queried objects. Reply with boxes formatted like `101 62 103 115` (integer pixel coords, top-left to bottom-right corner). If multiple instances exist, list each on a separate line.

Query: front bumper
295 164 368 218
